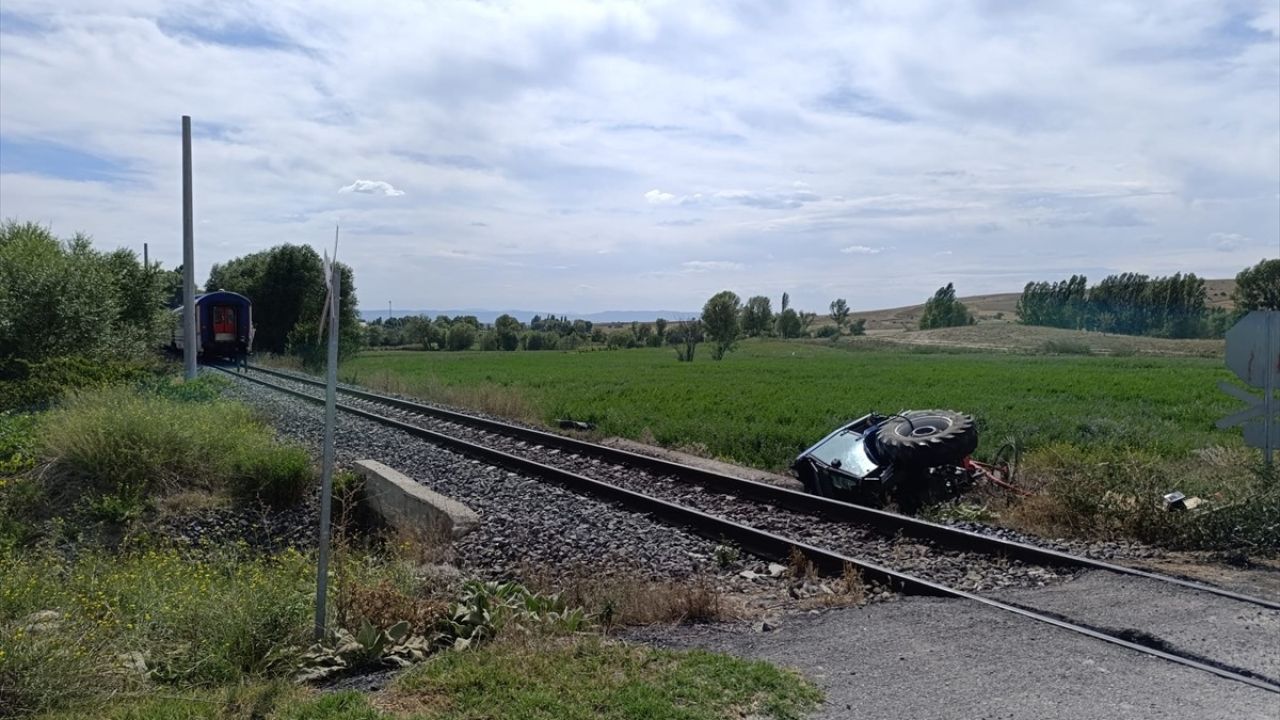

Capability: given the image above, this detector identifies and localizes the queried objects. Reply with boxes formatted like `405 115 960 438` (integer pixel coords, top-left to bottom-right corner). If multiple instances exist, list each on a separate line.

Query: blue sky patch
0 136 130 182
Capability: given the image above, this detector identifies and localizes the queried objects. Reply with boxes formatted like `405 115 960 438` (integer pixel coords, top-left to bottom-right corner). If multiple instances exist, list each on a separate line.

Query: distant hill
851 278 1236 331
359 309 698 325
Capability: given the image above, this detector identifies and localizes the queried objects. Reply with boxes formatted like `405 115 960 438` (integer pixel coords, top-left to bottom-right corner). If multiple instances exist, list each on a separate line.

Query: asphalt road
634 592 1279 720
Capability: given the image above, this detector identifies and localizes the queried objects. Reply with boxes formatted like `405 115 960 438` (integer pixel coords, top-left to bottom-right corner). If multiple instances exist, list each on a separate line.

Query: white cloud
339 179 405 197
841 245 884 255
0 1 1275 312
1209 232 1248 252
682 260 744 272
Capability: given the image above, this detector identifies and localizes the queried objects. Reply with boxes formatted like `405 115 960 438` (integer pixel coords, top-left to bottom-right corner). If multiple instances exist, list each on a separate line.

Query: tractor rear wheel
874 410 977 468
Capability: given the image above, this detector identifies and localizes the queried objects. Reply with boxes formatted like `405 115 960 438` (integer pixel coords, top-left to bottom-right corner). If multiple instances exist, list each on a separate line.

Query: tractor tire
874 410 977 468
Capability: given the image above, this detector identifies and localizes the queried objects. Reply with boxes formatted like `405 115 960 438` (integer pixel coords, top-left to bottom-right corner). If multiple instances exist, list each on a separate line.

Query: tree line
1015 259 1278 338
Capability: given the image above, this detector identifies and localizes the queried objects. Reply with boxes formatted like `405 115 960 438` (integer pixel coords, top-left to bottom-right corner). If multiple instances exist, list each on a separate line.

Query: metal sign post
1217 311 1280 468
181 116 197 381
313 230 341 639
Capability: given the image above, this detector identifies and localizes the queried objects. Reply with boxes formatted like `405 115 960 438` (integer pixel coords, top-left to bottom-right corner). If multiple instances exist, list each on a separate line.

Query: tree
445 323 476 351
654 318 668 342
701 291 742 360
829 298 850 331
1234 259 1280 311
919 283 974 330
775 308 802 338
0 221 168 365
208 244 361 360
675 319 702 362
849 318 867 336
493 314 522 351
780 292 790 313
799 311 817 335
741 296 774 337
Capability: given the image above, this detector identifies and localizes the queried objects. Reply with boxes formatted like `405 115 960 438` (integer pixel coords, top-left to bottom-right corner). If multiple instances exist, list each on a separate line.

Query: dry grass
1000 444 1278 550
786 547 817 582
342 368 540 425
848 323 1224 357
519 565 733 628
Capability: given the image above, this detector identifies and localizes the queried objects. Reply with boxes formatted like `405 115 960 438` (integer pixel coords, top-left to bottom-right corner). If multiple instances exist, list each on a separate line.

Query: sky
1 1 1277 314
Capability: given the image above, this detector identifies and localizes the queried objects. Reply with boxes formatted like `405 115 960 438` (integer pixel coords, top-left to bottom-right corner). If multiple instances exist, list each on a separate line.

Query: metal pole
1266 315 1276 469
314 262 340 638
182 116 197 381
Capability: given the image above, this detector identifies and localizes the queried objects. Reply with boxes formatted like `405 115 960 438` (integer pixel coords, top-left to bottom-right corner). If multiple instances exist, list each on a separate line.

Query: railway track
213 363 1280 694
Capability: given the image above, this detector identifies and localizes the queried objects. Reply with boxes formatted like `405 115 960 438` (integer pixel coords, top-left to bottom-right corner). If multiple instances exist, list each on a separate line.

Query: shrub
815 325 841 338
0 221 169 367
1007 444 1278 550
37 388 314 516
230 444 314 508
0 355 154 411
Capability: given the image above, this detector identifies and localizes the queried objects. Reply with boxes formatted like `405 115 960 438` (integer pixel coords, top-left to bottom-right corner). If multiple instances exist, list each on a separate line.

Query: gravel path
630 597 1279 720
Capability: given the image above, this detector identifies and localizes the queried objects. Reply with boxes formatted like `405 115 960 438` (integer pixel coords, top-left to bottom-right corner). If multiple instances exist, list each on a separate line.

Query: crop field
341 340 1242 472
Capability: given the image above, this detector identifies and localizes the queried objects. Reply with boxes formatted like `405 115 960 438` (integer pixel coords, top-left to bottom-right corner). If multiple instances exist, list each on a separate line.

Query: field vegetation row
342 339 1278 550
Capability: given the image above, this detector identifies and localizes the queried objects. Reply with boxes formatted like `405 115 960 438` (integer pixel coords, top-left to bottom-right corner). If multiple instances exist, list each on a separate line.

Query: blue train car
172 290 254 361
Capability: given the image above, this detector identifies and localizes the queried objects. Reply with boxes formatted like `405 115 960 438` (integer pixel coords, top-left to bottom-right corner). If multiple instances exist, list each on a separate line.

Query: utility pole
182 116 197 380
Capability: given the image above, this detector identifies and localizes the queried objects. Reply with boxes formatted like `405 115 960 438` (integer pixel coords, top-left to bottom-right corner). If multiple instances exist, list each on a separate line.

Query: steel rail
241 363 1280 612
216 365 1280 694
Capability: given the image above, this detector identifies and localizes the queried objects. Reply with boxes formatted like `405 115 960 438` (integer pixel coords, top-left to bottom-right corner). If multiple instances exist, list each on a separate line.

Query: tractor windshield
806 428 881 478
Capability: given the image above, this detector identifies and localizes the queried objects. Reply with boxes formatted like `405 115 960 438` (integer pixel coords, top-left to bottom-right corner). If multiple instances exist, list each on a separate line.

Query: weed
713 542 740 568
1004 444 1279 550
520 565 730 627
786 547 817 582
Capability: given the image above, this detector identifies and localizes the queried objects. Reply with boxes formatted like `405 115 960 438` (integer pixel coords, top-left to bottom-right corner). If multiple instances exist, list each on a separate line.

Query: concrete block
353 459 480 540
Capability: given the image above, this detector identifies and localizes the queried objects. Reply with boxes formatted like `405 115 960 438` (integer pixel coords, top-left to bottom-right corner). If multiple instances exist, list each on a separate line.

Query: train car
172 290 254 361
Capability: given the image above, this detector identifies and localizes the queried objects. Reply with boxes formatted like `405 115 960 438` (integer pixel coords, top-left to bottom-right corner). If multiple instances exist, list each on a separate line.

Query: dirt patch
602 437 803 490
848 323 1224 357
1124 552 1280 600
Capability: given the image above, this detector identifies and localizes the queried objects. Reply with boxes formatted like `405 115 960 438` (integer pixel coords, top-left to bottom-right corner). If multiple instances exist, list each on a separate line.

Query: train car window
213 306 236 341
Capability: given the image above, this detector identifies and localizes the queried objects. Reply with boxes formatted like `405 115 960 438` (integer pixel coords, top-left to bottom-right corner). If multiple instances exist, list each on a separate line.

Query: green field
342 341 1242 471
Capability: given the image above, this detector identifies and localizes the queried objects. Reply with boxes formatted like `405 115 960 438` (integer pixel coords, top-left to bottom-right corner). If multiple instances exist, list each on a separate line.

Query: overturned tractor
792 410 1000 512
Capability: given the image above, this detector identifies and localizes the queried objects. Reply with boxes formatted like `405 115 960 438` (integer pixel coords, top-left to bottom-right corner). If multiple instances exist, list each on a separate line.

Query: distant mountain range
359 309 699 325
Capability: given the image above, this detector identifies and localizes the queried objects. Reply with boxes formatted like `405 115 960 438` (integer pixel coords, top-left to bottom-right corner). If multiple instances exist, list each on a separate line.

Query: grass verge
388 635 821 720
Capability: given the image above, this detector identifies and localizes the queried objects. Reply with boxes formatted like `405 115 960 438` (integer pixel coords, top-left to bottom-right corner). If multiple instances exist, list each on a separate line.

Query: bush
36 388 314 517
815 325 841 338
231 444 314 509
0 355 154 411
1007 444 1278 550
0 221 169 367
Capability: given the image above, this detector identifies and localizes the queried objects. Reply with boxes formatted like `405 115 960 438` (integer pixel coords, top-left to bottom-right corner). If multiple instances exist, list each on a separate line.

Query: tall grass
1006 444 1278 549
38 387 313 513
0 547 314 717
